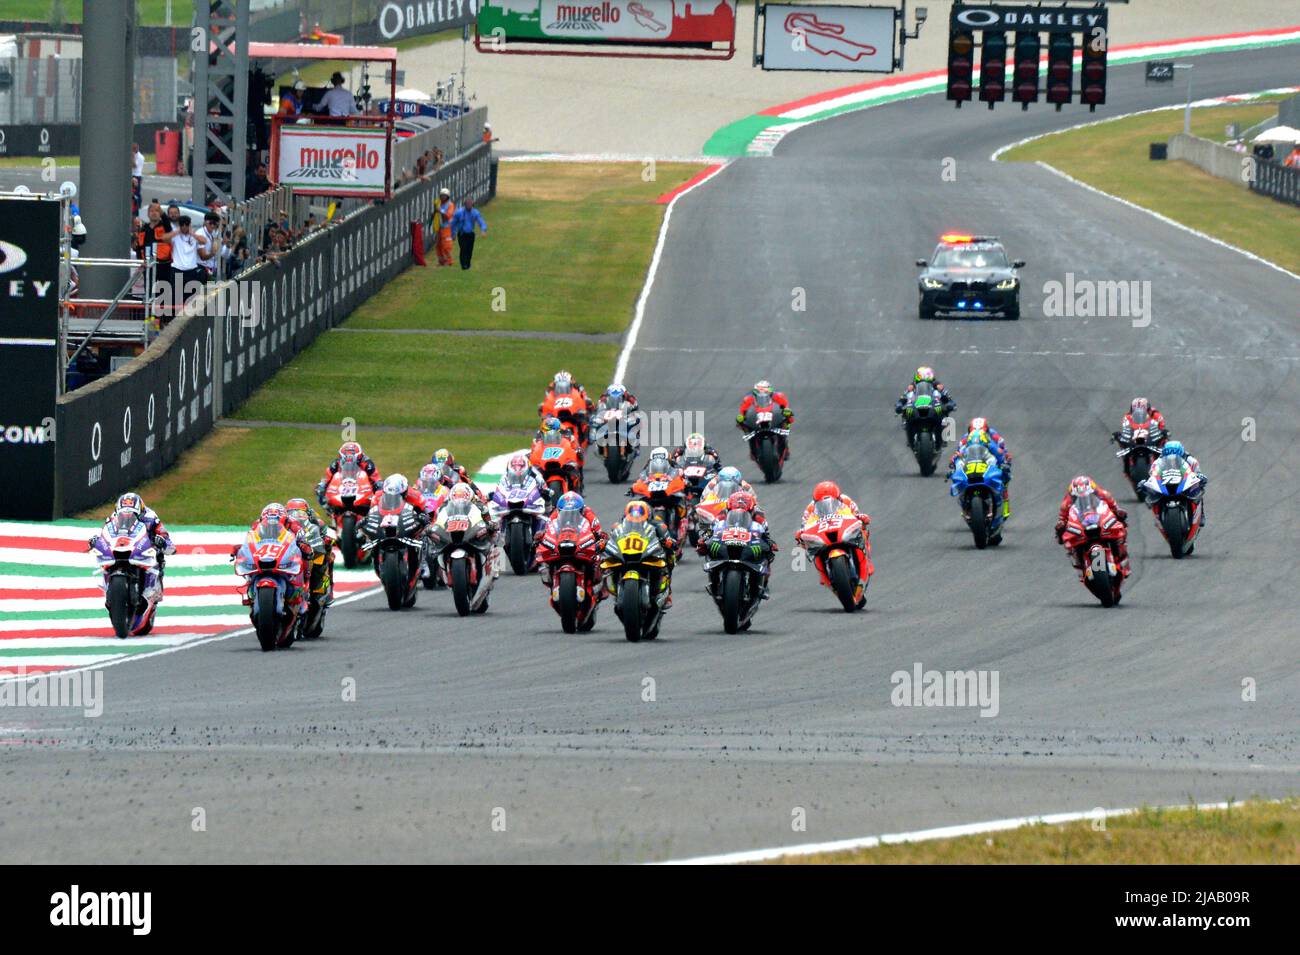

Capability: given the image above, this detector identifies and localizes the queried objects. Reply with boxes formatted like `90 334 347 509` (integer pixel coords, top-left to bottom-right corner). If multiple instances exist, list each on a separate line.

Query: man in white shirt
199 212 223 279
168 216 209 311
131 143 145 178
318 72 357 118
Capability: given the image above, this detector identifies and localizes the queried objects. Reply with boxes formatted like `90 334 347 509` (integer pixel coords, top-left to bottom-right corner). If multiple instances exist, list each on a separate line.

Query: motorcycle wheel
507 522 529 576
107 576 131 639
1161 506 1189 559
605 445 625 483
451 559 472 617
254 587 278 651
916 431 937 477
1128 455 1146 490
340 513 358 569
758 439 780 483
722 568 744 634
380 552 406 610
1092 568 1117 608
969 499 990 549
828 555 858 612
619 579 642 642
558 570 579 634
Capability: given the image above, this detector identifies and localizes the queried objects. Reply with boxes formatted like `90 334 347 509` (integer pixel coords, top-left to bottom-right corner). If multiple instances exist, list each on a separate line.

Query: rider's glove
735 413 745 425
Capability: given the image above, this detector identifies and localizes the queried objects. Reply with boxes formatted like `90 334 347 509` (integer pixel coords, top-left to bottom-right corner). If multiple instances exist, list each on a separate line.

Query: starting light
947 27 975 105
979 32 1008 107
1046 34 1075 108
1012 31 1041 108
1080 28 1107 110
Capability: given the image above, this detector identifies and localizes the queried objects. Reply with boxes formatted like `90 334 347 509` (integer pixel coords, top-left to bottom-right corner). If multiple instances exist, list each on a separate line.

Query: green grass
349 163 701 334
1000 104 1299 275
232 332 619 430
778 799 1300 864
6 1 177 26
0 152 154 169
116 426 525 525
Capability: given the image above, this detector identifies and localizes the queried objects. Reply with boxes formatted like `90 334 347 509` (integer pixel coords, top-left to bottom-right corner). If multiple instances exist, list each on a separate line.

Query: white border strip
613 162 731 383
658 800 1241 865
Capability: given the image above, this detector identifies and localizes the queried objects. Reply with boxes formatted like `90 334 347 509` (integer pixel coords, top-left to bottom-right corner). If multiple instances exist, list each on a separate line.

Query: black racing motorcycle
702 508 769 634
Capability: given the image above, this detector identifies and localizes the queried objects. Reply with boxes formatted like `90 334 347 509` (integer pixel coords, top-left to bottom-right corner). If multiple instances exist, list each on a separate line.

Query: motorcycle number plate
966 462 988 474
554 397 573 409
115 536 132 547
648 480 668 492
619 535 647 554
381 515 398 527
757 411 773 423
684 467 706 478
340 480 358 495
720 528 751 543
446 518 470 532
1162 469 1183 482
542 446 564 460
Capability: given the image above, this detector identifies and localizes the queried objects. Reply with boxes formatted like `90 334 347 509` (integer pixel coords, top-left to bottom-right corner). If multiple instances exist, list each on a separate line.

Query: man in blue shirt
450 197 487 270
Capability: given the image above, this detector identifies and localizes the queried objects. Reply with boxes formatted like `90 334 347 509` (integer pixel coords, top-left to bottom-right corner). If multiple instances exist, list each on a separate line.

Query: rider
251 503 315 609
1116 397 1169 447
597 381 639 414
536 491 606 589
501 452 555 508
416 464 449 516
637 445 679 481
539 370 595 443
531 417 584 470
430 448 490 503
1054 476 1130 573
948 419 1013 519
107 492 176 569
619 499 678 609
796 481 871 536
894 366 956 419
700 465 754 501
669 431 721 471
736 380 795 457
1145 439 1209 526
701 490 777 598
316 441 383 506
286 497 335 609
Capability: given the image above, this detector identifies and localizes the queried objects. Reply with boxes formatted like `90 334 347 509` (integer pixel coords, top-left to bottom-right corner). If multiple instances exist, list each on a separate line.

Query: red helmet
1070 475 1097 498
339 441 361 457
812 480 841 502
726 491 756 513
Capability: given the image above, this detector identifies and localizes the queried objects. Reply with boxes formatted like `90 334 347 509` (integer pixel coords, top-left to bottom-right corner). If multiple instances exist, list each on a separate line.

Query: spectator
169 216 208 308
432 146 444 170
434 187 455 267
450 197 486 271
415 151 430 179
131 143 145 179
318 72 357 119
279 80 307 117
1284 144 1300 168
140 205 174 302
199 212 223 279
245 162 271 199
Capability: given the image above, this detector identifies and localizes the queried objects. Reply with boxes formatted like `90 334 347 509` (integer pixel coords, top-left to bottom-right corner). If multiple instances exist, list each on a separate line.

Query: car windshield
813 498 842 518
934 247 1008 269
111 511 139 534
556 510 585 532
724 509 753 528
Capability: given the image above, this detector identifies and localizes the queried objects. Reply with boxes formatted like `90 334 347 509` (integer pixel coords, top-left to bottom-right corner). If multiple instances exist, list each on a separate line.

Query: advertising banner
760 4 897 72
275 126 391 198
0 195 60 519
372 0 481 42
950 3 1107 36
477 0 737 44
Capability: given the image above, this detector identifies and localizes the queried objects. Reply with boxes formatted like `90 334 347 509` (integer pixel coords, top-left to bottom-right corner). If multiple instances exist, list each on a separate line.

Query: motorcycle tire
620 579 642 642
722 568 745 634
828 555 858 613
340 513 359 569
107 576 131 640
1162 506 1189 559
969 499 990 549
254 587 279 651
916 431 937 477
507 521 529 576
547 479 567 505
605 445 625 484
1093 567 1117 608
758 440 780 484
558 570 579 634
381 552 406 611
451 559 472 617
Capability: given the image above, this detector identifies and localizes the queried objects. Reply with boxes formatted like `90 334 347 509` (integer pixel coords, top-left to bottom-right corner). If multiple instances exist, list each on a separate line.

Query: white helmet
384 474 409 495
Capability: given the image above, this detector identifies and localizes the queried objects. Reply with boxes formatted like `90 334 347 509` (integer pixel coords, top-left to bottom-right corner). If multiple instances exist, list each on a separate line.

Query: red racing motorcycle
1060 491 1129 607
795 498 872 611
535 508 603 634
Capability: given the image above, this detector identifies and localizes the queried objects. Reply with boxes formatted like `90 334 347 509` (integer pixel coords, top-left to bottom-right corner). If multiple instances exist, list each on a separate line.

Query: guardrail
393 107 488 183
1249 158 1300 207
55 143 495 515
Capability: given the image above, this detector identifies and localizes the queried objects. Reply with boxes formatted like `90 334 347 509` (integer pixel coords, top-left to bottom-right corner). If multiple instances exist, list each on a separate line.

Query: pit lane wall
54 142 494 516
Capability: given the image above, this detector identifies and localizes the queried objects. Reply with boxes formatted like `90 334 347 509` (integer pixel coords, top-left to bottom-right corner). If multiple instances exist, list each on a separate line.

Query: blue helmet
1163 440 1185 458
606 383 626 402
557 491 584 511
718 466 742 484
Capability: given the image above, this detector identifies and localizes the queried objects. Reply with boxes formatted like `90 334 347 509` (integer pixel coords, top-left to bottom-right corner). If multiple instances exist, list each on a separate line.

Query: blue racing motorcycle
948 443 1007 549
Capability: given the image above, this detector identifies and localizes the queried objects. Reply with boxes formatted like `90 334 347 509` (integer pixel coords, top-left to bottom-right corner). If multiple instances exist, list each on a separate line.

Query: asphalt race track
3 49 1297 863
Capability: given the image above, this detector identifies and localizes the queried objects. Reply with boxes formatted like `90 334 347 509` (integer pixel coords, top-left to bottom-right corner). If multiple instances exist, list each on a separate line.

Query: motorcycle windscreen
962 444 993 468
724 509 754 529
256 518 285 541
912 381 935 402
555 510 586 533
813 498 841 519
1130 406 1149 425
378 490 405 511
1073 491 1102 524
442 499 474 520
339 461 361 479
712 481 740 501
501 471 531 493
1158 454 1185 474
111 511 141 535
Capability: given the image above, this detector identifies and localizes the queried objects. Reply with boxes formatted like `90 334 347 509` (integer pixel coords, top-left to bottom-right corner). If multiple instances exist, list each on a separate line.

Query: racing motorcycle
89 511 162 639
1138 452 1204 559
540 389 590 448
902 382 946 476
1112 423 1166 495
677 454 719 547
360 487 425 611
427 497 497 616
489 469 548 576
795 498 872 612
1060 491 1127 607
233 518 305 651
948 443 1007 549
417 482 450 589
628 470 690 544
298 519 333 639
601 522 670 643
692 476 743 550
323 462 375 569
741 401 789 483
702 507 769 634
535 509 603 634
590 396 639 483
530 432 584 501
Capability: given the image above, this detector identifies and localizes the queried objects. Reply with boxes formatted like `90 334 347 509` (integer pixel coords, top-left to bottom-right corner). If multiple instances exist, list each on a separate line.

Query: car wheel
1005 301 1020 321
919 300 935 320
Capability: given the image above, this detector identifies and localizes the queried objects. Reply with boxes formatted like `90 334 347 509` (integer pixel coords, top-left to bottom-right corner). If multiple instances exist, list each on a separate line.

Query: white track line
657 800 1250 865
613 163 731 383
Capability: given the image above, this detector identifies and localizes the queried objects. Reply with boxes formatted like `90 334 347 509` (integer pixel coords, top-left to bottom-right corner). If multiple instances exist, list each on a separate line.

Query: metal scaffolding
193 0 250 204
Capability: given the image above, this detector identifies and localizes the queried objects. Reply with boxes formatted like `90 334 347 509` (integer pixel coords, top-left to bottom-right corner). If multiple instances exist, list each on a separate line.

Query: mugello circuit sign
275 126 390 197
478 0 737 43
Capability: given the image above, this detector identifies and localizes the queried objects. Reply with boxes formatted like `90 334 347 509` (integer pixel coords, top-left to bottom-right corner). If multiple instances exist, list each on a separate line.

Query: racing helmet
727 491 756 513
285 498 310 522
506 454 529 478
648 446 670 471
718 466 742 485
606 383 626 403
753 379 772 399
914 366 936 384
116 492 143 514
685 432 706 456
432 448 451 468
385 474 409 495
339 441 361 457
449 483 473 503
1070 475 1096 498
418 464 441 493
1130 397 1150 422
258 503 287 537
624 501 649 524
557 491 584 511
968 417 988 435
813 480 841 502
1163 440 1185 458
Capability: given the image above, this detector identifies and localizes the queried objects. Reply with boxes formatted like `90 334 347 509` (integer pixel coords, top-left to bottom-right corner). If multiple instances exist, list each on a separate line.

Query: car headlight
921 278 944 290
995 278 1018 290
